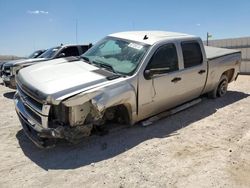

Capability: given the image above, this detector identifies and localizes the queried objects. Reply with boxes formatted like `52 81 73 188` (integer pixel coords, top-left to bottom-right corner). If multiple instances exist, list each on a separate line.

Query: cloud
196 23 201 27
27 10 49 15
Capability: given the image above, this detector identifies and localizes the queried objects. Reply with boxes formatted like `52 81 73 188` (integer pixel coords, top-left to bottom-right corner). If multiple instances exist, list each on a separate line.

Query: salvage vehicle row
2 44 91 88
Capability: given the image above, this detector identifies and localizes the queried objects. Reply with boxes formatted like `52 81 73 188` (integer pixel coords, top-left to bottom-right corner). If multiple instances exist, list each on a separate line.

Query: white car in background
2 44 91 88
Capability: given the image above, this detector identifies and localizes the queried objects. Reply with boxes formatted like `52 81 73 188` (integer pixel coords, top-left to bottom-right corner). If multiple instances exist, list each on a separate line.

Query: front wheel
208 75 229 99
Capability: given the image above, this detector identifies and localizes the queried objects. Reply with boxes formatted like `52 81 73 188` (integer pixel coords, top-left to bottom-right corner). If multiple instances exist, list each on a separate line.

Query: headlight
11 66 20 75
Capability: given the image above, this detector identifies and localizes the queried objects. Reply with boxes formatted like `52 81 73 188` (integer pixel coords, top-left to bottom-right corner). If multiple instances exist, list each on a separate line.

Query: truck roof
109 31 195 45
57 44 89 48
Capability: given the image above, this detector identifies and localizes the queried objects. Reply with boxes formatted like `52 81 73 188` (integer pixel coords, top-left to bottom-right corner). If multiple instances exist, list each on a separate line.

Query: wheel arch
222 68 235 83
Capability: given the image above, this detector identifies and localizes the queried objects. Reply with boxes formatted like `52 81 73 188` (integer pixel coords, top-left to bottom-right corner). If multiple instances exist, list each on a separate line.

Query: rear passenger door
177 41 207 101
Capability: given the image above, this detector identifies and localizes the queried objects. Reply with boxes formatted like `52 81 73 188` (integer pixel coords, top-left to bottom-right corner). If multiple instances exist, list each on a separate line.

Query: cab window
181 42 203 68
81 45 89 55
147 44 179 73
61 47 79 57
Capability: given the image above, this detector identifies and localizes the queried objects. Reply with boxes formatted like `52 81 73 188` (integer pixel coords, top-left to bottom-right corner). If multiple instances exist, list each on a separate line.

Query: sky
1 0 250 56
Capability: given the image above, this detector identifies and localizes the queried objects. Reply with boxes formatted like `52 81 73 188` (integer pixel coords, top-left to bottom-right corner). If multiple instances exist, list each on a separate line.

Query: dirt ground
0 76 249 188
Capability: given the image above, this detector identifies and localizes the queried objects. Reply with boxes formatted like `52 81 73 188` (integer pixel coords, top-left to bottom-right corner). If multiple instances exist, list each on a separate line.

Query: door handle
171 77 182 83
198 70 206 74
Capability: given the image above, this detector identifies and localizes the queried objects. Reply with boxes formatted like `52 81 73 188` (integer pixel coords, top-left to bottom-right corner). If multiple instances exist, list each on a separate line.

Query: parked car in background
0 49 46 77
0 62 6 77
2 44 91 88
27 49 46 59
14 31 241 147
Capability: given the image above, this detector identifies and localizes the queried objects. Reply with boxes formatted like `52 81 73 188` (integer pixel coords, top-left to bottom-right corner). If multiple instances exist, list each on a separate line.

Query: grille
24 105 42 124
17 84 50 128
2 66 11 76
17 85 43 113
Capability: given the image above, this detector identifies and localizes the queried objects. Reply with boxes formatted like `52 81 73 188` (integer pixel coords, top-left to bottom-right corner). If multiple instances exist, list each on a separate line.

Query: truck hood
17 57 118 104
4 58 47 67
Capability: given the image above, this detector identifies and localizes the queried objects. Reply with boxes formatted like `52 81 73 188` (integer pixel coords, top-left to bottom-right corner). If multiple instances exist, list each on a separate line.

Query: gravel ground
0 76 249 188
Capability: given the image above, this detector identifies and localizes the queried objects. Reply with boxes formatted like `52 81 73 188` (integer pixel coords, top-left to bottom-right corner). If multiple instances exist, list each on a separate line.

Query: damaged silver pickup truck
14 31 241 148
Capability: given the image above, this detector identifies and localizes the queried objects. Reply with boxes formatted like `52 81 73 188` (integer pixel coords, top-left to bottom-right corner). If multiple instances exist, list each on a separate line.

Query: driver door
138 43 185 120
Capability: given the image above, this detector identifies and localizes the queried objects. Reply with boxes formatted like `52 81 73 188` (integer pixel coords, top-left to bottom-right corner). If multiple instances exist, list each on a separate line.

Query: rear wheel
208 75 228 99
217 76 228 97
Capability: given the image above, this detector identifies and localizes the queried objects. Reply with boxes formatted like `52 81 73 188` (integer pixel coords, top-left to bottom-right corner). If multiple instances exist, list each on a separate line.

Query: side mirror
144 70 153 80
58 53 66 58
144 67 170 80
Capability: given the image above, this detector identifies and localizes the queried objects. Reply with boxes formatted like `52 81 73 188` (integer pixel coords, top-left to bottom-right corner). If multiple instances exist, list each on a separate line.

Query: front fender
63 81 137 124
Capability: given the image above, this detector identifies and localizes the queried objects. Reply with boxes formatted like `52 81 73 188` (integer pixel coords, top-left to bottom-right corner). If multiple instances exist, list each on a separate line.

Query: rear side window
80 45 89 54
61 47 79 57
147 44 179 73
181 42 203 68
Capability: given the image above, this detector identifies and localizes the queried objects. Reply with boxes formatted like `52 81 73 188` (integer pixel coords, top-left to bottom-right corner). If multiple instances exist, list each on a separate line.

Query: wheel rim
218 80 228 96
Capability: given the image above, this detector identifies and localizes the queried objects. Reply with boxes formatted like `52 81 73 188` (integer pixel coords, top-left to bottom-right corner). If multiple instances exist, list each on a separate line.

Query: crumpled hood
4 58 47 67
17 57 117 104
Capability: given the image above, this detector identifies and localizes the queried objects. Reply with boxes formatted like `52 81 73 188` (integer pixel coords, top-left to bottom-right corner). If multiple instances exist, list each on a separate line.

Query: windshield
81 37 149 75
38 47 60 59
27 50 44 59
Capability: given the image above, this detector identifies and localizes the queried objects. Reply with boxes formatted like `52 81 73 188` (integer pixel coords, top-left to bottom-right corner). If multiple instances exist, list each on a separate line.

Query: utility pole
207 32 212 46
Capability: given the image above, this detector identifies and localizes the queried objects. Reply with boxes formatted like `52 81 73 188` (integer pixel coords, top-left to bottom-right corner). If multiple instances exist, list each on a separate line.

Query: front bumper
14 93 61 148
14 92 93 148
2 75 16 89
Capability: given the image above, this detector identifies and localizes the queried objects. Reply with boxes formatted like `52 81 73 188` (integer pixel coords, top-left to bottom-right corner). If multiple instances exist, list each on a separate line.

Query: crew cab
2 44 91 88
14 31 241 147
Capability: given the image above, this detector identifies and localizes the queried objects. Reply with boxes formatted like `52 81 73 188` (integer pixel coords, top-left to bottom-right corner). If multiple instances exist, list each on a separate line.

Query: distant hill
0 55 24 62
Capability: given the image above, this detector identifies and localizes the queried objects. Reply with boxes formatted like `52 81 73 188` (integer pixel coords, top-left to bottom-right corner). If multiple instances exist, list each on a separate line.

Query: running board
141 98 202 127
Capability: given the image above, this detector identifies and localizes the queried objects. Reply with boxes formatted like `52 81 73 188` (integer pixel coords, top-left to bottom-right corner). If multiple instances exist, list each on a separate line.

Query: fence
206 37 250 73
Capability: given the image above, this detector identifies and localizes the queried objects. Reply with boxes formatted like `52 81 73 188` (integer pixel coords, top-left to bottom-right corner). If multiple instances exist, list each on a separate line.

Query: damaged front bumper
14 91 92 148
2 75 16 89
15 94 62 148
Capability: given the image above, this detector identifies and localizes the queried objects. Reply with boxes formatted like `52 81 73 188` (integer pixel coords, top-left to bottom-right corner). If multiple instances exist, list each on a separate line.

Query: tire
208 75 228 99
217 75 229 97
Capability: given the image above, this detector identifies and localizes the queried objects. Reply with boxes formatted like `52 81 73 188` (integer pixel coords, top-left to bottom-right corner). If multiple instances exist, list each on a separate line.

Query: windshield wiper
79 56 91 64
93 60 119 75
80 58 126 79
100 63 117 74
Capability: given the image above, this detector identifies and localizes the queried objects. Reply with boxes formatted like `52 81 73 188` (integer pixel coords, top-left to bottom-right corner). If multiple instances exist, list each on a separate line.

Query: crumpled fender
63 80 137 124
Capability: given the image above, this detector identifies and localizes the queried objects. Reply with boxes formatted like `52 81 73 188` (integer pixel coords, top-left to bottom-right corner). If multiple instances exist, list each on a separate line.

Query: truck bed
205 46 241 60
